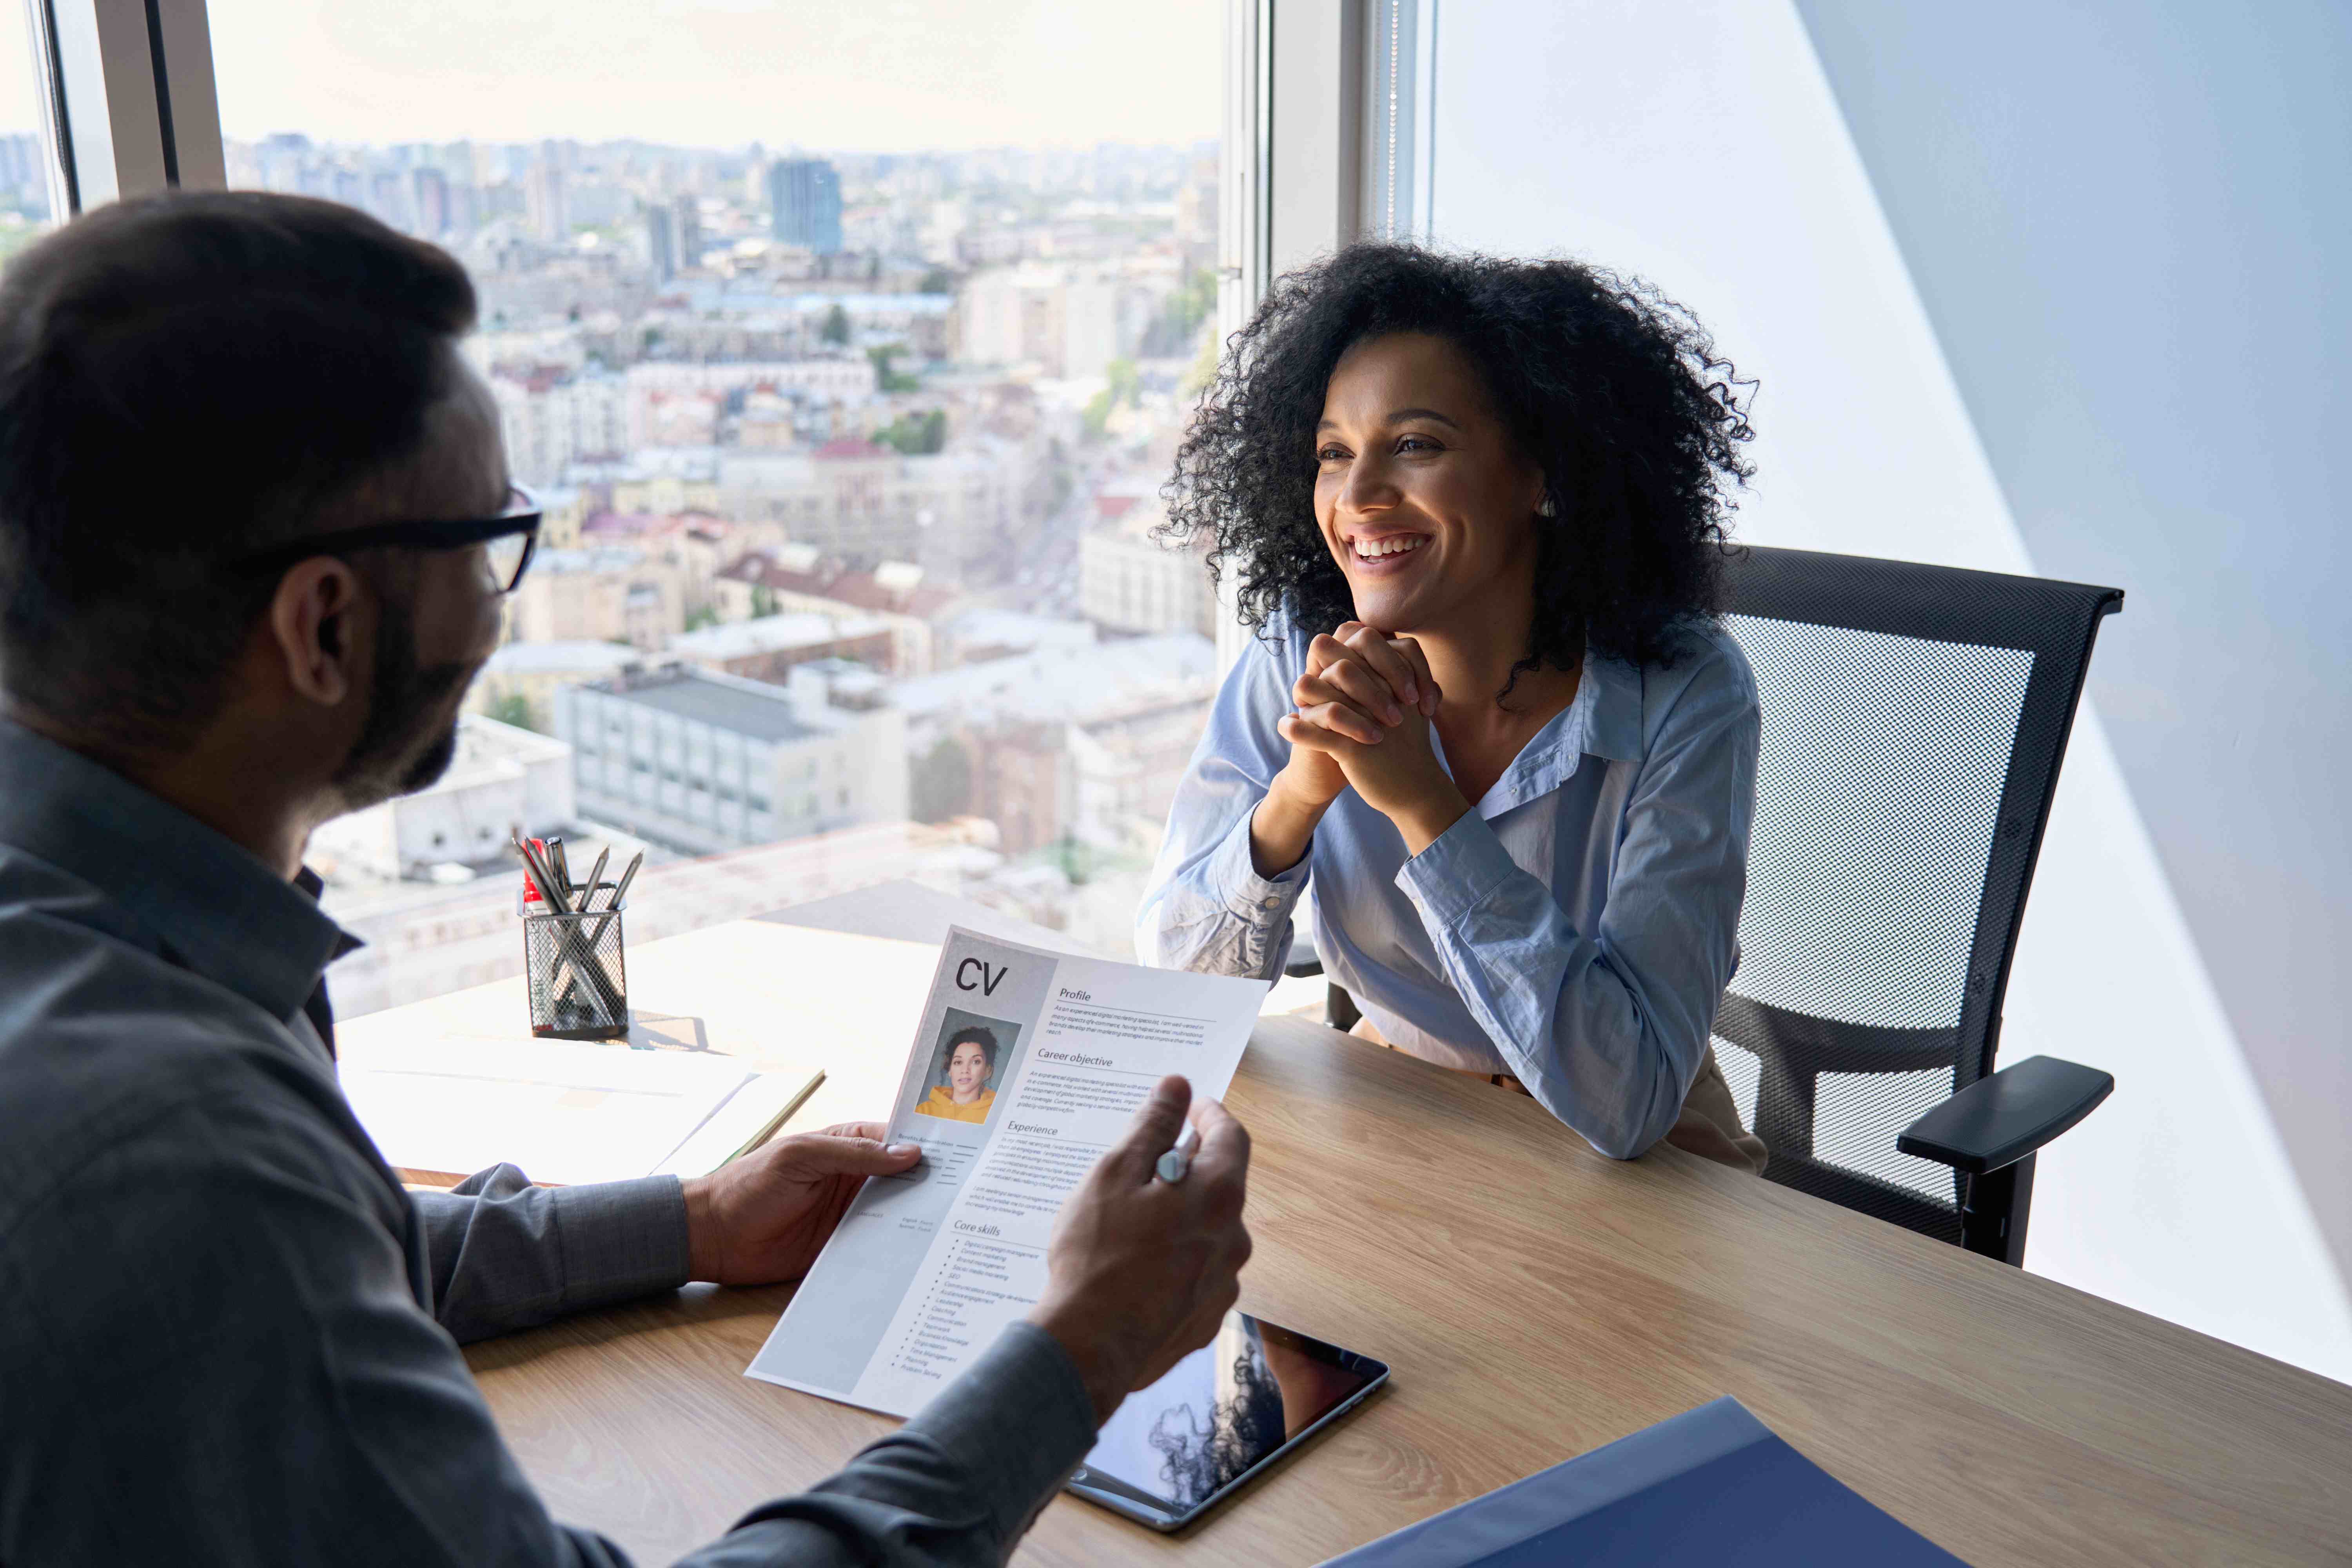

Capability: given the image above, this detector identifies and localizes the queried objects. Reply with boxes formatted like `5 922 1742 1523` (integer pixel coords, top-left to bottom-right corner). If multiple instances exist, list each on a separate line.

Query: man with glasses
0 192 1252 1566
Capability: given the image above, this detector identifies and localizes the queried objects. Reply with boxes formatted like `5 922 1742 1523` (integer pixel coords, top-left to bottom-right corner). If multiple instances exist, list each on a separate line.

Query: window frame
22 0 225 213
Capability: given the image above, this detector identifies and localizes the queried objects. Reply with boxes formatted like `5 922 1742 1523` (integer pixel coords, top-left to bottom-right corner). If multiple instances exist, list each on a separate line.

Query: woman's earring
1536 493 1557 518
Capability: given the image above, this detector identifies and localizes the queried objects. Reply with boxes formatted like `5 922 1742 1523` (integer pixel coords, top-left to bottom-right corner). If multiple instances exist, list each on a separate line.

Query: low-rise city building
959 263 1123 379
489 366 627 488
714 547 960 674
1078 496 1217 637
565 447 727 518
502 545 695 650
466 639 648 731
666 609 901 681
307 715 575 882
576 509 735 620
935 609 1096 666
558 666 908 855
889 631 1217 855
715 436 1043 574
624 359 873 450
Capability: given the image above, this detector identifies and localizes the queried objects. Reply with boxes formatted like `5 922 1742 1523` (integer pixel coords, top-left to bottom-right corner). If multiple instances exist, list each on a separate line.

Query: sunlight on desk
338 920 949 1177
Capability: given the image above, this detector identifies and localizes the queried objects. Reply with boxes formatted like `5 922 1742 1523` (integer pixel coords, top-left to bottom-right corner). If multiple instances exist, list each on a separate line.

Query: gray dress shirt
0 719 1096 1566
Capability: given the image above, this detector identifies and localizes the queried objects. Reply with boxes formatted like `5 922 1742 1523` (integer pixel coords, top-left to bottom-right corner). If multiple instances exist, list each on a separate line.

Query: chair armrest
1896 1055 2114 1175
1283 955 1326 979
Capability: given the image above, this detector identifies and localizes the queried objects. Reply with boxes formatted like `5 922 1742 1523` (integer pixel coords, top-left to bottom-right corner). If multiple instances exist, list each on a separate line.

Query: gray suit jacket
0 719 1095 1566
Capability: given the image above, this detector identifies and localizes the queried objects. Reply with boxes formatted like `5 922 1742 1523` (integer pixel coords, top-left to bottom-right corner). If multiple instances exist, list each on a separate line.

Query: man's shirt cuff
548 1174 693 1310
894 1321 1100 1521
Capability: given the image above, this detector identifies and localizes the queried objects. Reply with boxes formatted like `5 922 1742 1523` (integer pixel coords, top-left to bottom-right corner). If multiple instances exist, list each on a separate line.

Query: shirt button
1261 897 1280 909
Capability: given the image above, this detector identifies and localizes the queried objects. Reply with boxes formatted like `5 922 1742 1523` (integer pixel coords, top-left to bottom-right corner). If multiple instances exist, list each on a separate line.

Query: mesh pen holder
523 893 629 1040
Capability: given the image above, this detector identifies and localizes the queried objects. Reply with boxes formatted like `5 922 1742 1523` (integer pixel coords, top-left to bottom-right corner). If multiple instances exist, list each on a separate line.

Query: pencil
722 1070 828 1167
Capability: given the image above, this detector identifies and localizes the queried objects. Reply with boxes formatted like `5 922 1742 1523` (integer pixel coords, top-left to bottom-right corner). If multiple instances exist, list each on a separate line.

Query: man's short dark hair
0 191 477 750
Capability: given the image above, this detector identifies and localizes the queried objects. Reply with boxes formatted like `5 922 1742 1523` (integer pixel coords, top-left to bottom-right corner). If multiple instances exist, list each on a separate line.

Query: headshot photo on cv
911 1009 1021 1126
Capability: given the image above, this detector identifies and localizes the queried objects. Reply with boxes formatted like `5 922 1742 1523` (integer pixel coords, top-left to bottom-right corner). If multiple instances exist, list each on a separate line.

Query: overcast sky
5 0 1223 150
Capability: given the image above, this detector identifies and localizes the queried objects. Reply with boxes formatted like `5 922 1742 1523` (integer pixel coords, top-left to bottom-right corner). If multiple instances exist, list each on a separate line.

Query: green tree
750 584 780 618
820 302 851 346
867 344 922 393
918 267 955 295
486 692 539 733
684 606 720 632
1055 832 1095 887
1081 358 1142 443
1141 269 1220 357
1082 388 1116 442
910 736 973 823
878 408 948 456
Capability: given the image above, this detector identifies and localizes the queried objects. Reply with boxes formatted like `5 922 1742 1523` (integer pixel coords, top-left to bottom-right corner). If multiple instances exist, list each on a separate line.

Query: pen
587 850 644 935
555 848 644 1023
579 846 611 909
1154 1123 1201 1184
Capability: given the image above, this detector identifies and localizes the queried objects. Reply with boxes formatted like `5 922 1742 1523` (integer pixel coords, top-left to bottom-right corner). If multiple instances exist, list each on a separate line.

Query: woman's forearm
1249 771 1332 878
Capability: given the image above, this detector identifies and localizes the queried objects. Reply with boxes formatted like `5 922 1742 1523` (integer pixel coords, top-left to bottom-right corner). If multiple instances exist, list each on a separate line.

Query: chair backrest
1713 546 2121 1243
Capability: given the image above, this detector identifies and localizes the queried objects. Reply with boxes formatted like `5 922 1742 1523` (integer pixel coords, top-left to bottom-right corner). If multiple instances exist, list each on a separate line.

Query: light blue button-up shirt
1138 619 1759 1160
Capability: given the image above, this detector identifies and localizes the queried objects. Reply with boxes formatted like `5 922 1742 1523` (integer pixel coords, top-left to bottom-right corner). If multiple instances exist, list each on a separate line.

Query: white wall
1425 0 2351 1381
1793 0 2352 1297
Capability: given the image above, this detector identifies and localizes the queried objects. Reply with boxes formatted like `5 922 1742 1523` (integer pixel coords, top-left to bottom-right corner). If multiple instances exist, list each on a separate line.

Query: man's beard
330 595 479 813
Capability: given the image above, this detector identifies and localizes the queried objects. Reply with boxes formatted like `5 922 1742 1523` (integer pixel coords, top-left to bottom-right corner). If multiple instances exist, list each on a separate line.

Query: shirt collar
0 719 360 1021
1469 649 1646 816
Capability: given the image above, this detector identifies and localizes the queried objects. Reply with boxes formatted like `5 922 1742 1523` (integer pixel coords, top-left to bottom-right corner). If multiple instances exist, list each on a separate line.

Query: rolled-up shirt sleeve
1396 653 1759 1159
1136 628 1310 981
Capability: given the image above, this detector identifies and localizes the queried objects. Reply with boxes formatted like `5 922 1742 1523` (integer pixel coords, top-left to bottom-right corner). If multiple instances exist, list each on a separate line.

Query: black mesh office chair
1714 546 2122 1265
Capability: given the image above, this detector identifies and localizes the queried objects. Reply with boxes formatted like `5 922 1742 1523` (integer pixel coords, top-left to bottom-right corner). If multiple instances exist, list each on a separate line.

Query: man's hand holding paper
747 926 1269 1417
684 1122 924 1285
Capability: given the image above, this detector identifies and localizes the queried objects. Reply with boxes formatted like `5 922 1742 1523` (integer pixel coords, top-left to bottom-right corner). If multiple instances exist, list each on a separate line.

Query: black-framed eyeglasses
226 485 543 595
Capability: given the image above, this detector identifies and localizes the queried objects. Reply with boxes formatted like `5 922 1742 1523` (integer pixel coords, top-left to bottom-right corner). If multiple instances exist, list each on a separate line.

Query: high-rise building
672 192 702 272
525 159 568 243
644 201 677 283
409 167 450 238
768 158 843 255
0 134 45 207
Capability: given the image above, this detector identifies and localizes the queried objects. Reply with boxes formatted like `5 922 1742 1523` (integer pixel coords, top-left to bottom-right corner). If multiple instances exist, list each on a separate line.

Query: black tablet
1065 1312 1390 1533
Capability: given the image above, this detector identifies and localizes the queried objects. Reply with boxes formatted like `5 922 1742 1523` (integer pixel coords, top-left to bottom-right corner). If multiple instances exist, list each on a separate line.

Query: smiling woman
1166 243 1754 681
1141 243 1770 1173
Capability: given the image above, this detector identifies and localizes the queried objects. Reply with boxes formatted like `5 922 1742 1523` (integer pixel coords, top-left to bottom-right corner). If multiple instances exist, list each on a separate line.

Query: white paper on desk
745 926 1267 1417
338 1034 766 1185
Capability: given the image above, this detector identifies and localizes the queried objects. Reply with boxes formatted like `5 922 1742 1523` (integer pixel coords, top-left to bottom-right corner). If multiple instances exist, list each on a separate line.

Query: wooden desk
423 896 2352 1566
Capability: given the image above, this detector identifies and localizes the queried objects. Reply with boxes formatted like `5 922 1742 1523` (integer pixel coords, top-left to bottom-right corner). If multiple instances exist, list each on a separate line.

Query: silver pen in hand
1154 1123 1202 1184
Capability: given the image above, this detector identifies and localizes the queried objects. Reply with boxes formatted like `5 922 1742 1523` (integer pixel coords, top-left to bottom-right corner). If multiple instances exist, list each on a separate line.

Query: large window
201 0 1230 1008
0 5 57 256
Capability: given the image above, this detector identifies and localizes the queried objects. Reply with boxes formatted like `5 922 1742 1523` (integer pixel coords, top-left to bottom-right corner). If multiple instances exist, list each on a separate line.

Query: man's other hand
1027 1077 1254 1423
682 1122 920 1285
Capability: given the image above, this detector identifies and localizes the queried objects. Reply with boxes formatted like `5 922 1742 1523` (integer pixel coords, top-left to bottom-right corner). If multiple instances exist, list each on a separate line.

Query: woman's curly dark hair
1163 244 1754 684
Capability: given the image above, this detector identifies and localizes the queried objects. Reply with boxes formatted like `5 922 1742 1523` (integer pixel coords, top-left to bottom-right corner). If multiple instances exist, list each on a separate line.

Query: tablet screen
1069 1312 1388 1528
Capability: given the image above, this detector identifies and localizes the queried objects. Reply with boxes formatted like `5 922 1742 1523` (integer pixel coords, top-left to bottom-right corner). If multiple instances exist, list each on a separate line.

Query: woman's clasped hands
1275 622 1472 850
